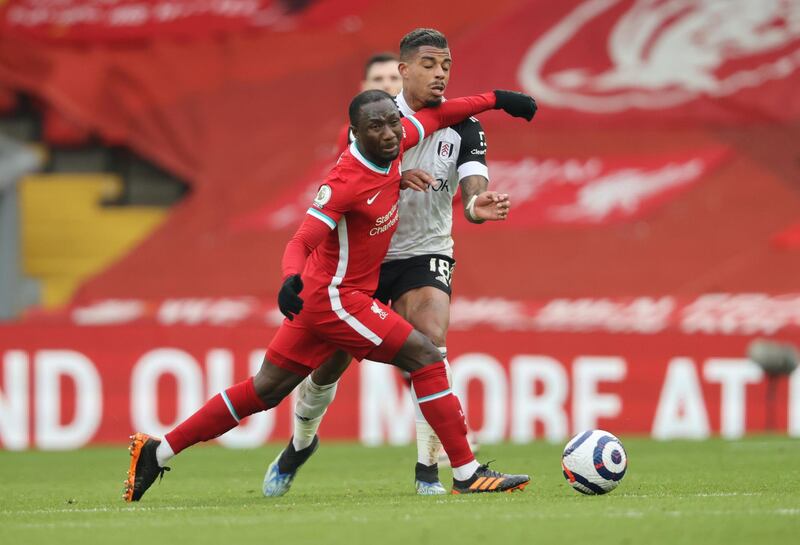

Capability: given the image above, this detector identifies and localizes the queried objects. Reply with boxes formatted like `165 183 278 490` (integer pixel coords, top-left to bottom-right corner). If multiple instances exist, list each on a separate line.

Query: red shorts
267 291 413 376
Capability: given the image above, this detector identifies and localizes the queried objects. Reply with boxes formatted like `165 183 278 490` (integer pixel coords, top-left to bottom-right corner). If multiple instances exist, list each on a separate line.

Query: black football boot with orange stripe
451 462 530 494
123 432 170 502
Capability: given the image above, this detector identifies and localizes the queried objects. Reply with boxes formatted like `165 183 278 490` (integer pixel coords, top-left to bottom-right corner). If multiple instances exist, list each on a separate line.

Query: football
561 430 627 495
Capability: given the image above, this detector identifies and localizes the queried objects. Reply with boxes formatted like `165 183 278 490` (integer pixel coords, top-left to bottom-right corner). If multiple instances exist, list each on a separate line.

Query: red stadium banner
228 147 730 232
0 0 277 41
450 0 800 126
26 293 800 338
0 0 372 42
453 147 730 229
228 158 336 233
1 324 798 450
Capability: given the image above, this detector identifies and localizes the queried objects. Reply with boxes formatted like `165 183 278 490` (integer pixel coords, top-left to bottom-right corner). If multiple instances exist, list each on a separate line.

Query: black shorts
374 254 456 304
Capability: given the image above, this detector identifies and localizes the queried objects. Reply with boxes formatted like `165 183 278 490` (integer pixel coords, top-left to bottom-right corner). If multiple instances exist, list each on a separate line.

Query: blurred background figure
361 53 402 95
336 52 402 151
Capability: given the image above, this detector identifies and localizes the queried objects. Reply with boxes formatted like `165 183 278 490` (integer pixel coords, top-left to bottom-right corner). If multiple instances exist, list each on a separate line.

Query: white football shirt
383 92 490 261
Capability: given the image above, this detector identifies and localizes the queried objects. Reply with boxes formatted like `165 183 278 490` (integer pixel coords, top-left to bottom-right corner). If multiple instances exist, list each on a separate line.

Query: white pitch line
0 505 223 516
6 508 799 529
620 492 762 499
776 509 800 516
3 502 798 525
693 492 762 498
727 440 800 449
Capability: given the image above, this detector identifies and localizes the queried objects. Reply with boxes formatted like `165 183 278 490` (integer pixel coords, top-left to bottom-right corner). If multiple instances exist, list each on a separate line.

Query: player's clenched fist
493 90 537 121
278 274 304 320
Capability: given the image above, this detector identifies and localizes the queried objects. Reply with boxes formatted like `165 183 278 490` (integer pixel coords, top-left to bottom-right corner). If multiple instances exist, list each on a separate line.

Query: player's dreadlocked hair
399 28 448 60
349 89 395 126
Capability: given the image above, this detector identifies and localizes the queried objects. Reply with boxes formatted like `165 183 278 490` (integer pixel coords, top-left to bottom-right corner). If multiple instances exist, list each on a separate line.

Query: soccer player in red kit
123 88 536 501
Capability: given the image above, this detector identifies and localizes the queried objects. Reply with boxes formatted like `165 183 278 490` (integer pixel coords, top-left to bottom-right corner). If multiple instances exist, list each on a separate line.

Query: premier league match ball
561 430 627 495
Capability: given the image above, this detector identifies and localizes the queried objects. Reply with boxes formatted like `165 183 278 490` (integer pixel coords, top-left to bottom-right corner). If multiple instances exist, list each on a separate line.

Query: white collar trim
349 141 391 175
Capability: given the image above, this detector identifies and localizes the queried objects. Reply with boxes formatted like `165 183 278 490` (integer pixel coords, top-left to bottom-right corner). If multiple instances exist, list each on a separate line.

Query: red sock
410 361 474 468
165 377 269 454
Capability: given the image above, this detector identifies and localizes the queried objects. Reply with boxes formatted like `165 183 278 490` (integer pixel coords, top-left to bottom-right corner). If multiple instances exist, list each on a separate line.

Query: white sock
438 348 452 384
292 375 338 451
413 412 441 466
410 348 450 467
452 460 481 481
156 437 175 467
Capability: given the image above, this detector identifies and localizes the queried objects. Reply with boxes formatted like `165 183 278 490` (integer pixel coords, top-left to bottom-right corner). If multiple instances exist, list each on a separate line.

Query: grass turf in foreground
0 437 798 545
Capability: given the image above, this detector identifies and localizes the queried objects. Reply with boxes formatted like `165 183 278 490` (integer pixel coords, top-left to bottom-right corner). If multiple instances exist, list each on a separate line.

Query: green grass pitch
1 437 798 544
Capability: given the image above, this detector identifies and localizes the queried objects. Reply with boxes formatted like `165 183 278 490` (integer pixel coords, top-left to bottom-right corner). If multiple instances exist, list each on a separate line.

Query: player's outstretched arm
493 90 538 121
402 90 537 150
402 92 493 150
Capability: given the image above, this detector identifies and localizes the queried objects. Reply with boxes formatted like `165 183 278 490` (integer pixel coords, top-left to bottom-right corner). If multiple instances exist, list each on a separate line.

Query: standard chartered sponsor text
370 203 399 236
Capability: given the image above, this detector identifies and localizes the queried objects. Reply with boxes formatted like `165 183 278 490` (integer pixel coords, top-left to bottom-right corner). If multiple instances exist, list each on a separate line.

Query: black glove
278 274 304 321
493 90 537 121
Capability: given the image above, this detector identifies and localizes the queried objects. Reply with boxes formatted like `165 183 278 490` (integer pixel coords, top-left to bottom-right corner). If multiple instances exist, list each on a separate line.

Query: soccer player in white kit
263 28 531 496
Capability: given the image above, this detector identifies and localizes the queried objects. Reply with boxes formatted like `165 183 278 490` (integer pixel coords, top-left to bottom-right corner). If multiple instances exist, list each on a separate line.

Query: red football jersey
281 93 496 312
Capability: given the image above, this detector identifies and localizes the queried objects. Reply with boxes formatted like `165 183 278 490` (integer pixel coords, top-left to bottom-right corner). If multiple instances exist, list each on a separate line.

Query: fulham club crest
438 141 454 158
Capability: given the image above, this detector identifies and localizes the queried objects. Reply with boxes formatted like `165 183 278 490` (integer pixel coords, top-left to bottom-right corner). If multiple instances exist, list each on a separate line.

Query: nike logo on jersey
367 190 382 205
